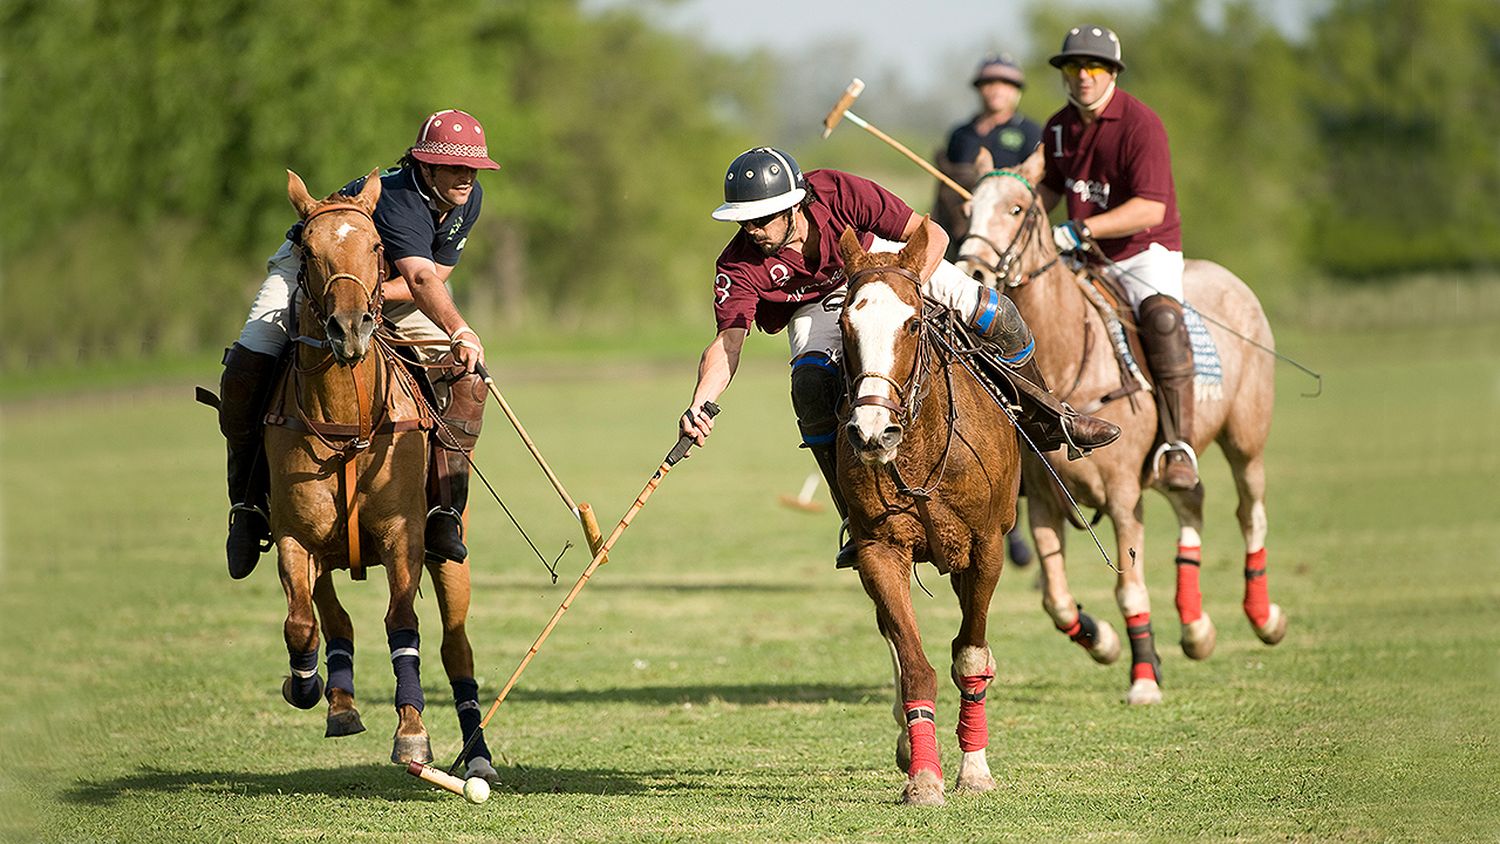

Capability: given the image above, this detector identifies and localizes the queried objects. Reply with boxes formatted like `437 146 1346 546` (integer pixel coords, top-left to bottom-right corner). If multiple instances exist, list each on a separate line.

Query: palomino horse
266 171 494 776
837 225 1020 806
957 146 1287 705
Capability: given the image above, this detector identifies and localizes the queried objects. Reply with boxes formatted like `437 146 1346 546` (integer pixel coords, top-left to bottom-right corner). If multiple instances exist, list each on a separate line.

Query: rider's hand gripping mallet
474 361 607 563
441 402 721 775
822 78 974 201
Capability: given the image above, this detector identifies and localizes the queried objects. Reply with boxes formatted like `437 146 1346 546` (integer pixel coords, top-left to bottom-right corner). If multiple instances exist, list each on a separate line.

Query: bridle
843 264 933 424
955 169 1057 289
293 201 387 336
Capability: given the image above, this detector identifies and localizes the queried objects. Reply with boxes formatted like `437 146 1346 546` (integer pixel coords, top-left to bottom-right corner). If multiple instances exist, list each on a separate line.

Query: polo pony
837 225 1021 806
957 146 1287 705
264 171 496 780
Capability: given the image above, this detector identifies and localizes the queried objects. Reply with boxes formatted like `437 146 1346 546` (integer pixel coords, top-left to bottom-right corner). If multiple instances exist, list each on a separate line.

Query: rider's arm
899 212 949 281
681 327 747 445
1074 196 1167 240
391 254 483 370
381 262 455 303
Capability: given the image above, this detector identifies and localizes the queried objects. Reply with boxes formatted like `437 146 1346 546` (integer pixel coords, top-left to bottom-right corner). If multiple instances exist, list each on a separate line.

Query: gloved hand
1052 220 1091 254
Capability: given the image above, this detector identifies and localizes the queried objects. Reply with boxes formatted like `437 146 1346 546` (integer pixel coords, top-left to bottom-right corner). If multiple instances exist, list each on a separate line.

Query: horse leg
311 572 364 737
277 538 324 709
1032 489 1120 664
949 539 1003 795
1164 484 1217 659
385 539 431 765
859 549 944 806
1224 444 1288 644
425 556 499 785
1111 498 1163 705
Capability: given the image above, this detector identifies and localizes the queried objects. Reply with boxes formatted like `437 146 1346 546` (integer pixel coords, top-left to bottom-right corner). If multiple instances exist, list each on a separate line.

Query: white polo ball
462 775 490 805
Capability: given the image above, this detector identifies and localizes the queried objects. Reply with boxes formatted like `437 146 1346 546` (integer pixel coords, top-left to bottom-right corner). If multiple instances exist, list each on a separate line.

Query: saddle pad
1183 305 1224 400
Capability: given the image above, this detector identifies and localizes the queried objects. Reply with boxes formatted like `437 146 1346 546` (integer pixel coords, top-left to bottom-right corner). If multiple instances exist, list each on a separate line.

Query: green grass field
2 322 1496 842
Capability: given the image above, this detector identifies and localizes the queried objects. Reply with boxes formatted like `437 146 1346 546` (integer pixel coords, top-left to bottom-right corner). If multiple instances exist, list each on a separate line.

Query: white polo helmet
711 147 806 222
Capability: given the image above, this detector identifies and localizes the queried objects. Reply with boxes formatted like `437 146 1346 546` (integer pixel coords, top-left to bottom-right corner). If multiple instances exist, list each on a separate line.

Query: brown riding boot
1010 358 1122 453
219 343 280 579
1139 294 1198 491
426 370 486 562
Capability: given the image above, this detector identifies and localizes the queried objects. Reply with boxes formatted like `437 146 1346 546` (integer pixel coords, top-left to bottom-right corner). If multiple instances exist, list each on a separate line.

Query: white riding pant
236 240 450 366
1110 242 1185 310
786 236 980 362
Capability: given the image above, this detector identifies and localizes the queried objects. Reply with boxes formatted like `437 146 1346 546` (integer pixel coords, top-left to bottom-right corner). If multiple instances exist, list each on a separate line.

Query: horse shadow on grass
61 761 694 805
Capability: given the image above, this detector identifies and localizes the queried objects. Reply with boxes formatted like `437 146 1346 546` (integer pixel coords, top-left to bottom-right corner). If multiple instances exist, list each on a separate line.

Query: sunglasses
738 210 784 230
1060 60 1115 77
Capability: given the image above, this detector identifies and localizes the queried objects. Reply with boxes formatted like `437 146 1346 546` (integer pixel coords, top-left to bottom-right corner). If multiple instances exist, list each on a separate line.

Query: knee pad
971 288 1034 365
790 352 843 446
1140 294 1184 337
431 370 486 449
1139 294 1193 377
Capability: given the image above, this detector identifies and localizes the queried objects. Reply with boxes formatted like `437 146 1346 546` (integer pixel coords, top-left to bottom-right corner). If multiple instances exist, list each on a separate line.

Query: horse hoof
1180 614 1217 660
466 756 503 787
281 675 324 710
1089 620 1122 665
895 730 912 773
391 732 433 765
954 771 996 794
1125 679 1163 706
325 708 366 738
1253 603 1288 645
900 768 946 806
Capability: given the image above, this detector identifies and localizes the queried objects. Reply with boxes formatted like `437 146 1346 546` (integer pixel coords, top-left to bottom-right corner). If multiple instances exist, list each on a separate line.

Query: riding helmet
711 147 806 222
1049 24 1126 72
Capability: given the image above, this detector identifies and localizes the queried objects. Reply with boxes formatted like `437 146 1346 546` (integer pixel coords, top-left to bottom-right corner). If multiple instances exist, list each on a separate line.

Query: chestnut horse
837 226 1020 806
957 146 1287 705
265 171 494 778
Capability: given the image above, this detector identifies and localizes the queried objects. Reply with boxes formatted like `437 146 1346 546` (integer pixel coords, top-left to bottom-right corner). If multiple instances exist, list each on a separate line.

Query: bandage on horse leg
1243 548 1270 627
1125 612 1162 685
903 700 942 777
1175 545 1204 624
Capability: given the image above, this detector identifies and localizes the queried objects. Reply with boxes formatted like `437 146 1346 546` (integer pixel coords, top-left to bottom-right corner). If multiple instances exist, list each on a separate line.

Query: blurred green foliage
1 0 1496 373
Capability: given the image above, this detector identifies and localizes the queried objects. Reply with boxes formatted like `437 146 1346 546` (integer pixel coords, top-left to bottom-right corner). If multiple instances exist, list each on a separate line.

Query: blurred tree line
1 0 1496 372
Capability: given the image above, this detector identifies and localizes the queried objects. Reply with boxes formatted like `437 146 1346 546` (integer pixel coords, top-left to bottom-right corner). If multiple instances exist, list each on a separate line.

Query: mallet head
822 78 865 139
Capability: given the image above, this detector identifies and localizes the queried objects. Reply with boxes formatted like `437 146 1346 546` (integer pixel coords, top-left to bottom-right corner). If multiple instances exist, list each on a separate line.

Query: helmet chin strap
1067 77 1117 113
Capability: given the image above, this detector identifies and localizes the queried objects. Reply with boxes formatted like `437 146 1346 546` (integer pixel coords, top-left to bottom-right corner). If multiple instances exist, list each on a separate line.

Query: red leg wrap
1126 612 1158 683
955 674 992 753
904 700 942 777
1244 548 1270 627
1058 618 1082 638
1175 544 1203 624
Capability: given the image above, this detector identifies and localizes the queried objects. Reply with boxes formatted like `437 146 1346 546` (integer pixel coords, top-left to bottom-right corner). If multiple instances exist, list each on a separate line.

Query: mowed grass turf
1 323 1496 842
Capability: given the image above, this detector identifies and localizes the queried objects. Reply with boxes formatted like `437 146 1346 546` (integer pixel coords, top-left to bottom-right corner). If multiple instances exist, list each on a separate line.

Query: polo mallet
778 473 824 513
822 78 973 201
443 401 721 774
474 361 607 563
405 760 491 805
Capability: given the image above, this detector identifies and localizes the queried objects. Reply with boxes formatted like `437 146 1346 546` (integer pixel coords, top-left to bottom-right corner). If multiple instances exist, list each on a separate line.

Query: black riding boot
219 343 280 579
1139 294 1198 490
1010 358 1122 454
425 443 471 563
806 441 858 570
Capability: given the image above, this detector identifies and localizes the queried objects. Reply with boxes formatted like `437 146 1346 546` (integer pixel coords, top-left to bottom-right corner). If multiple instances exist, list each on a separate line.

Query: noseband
844 264 931 422
956 170 1057 289
295 202 387 327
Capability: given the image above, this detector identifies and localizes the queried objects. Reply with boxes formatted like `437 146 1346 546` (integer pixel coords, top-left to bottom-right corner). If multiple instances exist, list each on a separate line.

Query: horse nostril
325 317 343 339
881 425 903 446
361 313 374 325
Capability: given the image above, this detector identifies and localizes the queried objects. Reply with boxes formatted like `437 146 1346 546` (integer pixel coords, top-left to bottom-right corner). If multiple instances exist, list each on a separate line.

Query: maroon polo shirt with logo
713 169 914 334
1040 88 1181 261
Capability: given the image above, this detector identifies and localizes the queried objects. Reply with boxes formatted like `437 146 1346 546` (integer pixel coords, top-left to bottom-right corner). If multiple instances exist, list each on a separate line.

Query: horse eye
1009 205 1023 216
906 318 919 334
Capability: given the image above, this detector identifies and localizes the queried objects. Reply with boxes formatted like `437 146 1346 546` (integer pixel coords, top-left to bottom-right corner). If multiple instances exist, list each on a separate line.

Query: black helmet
972 53 1025 89
1048 24 1125 72
712 147 806 222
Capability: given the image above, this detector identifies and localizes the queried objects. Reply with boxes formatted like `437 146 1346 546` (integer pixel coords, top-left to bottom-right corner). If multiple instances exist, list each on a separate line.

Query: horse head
837 222 931 466
956 144 1052 291
287 169 384 365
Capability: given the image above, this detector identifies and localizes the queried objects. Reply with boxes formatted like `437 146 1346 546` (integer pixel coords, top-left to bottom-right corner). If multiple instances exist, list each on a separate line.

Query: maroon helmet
408 109 500 170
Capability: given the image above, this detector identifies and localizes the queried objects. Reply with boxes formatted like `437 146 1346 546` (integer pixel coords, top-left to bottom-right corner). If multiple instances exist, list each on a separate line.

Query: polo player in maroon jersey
677 147 1120 568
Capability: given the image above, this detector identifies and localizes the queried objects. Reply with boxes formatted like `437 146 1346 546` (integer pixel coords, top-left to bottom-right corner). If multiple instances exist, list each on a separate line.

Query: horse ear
354 168 381 213
287 170 318 219
974 146 994 177
1018 142 1045 187
837 226 865 266
899 217 931 270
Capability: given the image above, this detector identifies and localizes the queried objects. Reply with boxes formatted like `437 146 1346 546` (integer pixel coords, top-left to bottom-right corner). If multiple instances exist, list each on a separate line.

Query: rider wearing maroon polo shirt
1039 24 1199 491
679 147 1119 568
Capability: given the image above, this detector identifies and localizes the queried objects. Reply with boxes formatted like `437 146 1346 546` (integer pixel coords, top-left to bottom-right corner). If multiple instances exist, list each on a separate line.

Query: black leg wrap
1127 621 1163 686
1072 611 1101 648
451 678 491 762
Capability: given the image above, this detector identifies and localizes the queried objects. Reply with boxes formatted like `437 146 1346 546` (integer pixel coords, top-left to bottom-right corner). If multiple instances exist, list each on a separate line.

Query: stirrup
835 518 858 570
229 503 273 552
1150 441 1200 479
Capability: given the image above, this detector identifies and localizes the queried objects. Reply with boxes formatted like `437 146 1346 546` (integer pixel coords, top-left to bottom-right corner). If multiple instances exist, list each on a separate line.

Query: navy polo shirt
336 165 482 269
946 112 1043 169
